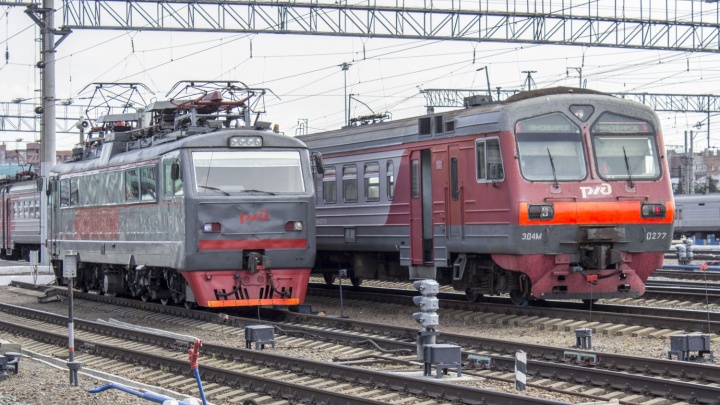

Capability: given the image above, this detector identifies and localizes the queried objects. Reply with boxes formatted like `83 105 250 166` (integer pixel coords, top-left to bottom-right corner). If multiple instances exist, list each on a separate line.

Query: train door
448 144 464 238
409 149 433 265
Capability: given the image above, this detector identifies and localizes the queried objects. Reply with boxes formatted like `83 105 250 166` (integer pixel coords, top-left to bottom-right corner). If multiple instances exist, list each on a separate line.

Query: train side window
435 116 444 134
140 166 157 201
445 121 455 132
386 161 395 201
675 207 682 220
364 162 380 202
476 138 504 182
125 169 140 202
343 165 358 203
35 199 40 218
164 161 183 196
69 178 79 206
322 167 337 204
60 179 69 207
418 117 431 135
411 160 420 198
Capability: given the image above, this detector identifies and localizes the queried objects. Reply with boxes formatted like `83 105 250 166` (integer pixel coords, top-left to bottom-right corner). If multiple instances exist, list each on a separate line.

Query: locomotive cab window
476 138 504 182
192 150 305 194
364 162 380 202
323 167 337 204
516 113 586 181
591 113 660 181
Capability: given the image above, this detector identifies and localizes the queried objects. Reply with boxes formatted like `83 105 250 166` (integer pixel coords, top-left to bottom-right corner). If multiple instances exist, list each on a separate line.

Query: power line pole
340 62 351 127
522 70 536 91
25 1 63 267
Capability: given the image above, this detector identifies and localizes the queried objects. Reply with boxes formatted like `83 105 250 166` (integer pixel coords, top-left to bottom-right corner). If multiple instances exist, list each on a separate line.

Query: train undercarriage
315 251 533 305
51 261 189 307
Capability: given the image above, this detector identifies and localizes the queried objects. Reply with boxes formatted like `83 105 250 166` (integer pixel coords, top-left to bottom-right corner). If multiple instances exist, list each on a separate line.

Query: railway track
0 300 565 405
5 281 720 404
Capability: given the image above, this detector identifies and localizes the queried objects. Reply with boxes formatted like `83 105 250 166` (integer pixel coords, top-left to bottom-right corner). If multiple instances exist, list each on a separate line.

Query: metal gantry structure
53 0 720 53
3 0 720 137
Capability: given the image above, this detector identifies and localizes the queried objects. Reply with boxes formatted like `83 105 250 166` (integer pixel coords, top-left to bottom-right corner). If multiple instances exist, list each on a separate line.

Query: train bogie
303 87 674 303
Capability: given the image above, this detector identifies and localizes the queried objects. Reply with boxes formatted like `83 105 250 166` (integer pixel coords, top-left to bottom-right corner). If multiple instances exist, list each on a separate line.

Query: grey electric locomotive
47 82 317 308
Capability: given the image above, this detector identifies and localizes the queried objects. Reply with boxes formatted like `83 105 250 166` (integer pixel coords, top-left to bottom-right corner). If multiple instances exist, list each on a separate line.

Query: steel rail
2 289 719 404
0 302 564 405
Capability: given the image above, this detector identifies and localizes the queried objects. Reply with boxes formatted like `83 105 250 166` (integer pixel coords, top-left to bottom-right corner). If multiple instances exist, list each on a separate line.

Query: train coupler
246 252 271 273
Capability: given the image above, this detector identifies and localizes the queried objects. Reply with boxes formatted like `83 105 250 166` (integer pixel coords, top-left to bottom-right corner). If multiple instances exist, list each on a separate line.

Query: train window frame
343 164 358 203
139 166 157 202
476 137 505 183
435 116 444 134
125 169 141 203
69 178 79 206
418 117 432 135
60 178 69 207
364 162 380 202
163 158 184 197
591 112 661 182
515 113 586 182
386 160 395 201
322 166 337 204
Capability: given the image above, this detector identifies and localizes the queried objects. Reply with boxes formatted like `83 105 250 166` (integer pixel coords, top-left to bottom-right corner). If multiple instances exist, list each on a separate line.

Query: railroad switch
668 334 714 361
245 325 275 350
574 328 592 350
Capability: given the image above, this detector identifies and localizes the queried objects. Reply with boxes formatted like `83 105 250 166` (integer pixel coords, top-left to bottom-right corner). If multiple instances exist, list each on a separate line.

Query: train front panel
483 94 674 301
179 141 316 307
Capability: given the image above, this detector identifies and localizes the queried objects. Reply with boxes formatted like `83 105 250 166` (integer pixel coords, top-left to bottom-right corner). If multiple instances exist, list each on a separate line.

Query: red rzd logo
239 210 269 224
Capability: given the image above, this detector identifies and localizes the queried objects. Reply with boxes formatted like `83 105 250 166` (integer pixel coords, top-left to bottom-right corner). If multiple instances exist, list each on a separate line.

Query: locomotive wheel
160 298 170 306
465 289 483 302
350 276 362 288
323 273 336 285
509 290 529 307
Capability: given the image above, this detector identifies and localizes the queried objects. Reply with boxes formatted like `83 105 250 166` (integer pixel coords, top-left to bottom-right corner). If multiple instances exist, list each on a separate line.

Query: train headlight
528 204 554 220
641 203 666 218
285 221 303 231
203 222 222 233
229 136 263 147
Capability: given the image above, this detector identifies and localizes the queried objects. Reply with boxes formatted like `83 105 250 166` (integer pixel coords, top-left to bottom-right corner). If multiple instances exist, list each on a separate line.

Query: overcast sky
2 2 720 152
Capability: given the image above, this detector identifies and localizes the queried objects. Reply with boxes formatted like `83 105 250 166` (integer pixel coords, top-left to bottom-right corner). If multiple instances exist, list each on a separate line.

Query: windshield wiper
197 185 229 196
622 146 635 188
546 148 559 189
240 189 277 195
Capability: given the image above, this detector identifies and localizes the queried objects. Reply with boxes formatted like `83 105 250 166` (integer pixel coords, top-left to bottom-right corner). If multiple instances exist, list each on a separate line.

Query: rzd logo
579 183 612 199
239 210 269 224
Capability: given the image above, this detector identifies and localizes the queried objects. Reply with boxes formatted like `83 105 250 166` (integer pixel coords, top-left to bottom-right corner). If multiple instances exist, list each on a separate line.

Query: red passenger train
301 87 674 304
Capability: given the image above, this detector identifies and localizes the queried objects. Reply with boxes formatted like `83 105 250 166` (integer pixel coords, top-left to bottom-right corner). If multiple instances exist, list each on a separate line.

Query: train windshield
515 113 587 181
192 150 305 194
591 113 660 180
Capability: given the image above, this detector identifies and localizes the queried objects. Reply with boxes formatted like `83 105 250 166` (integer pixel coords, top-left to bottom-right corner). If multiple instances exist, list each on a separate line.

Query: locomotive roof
50 128 308 175
299 87 657 155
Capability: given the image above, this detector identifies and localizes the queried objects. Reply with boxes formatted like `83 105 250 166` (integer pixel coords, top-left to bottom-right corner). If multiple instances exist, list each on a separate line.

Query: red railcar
301 88 674 304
